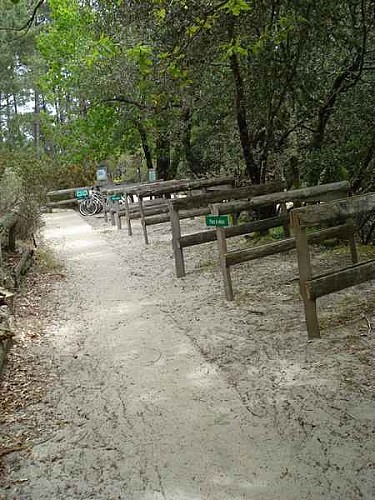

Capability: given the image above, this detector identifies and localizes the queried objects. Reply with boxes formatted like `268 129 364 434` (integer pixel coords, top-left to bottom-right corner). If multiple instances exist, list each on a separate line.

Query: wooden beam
169 181 285 211
144 207 209 227
170 206 185 278
124 194 132 236
138 196 149 245
115 201 122 230
136 176 234 198
306 260 375 299
211 181 350 215
226 238 296 266
46 199 79 207
291 192 375 228
47 186 91 197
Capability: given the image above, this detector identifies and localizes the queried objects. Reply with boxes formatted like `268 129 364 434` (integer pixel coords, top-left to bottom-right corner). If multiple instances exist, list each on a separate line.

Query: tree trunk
136 120 153 171
311 52 364 151
181 106 203 176
229 53 260 183
156 134 170 181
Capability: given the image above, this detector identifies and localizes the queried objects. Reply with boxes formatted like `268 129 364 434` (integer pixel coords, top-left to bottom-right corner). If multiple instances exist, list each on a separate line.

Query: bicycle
79 187 108 216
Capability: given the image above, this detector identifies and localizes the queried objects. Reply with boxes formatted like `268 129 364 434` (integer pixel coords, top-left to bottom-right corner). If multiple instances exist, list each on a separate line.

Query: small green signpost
110 195 122 202
205 214 231 227
75 189 89 199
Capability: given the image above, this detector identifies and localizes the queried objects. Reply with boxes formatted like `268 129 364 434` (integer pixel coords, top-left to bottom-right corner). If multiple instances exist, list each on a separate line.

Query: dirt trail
1 209 375 499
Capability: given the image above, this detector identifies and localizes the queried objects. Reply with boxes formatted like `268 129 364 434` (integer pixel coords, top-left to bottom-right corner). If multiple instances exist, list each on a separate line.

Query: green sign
111 195 122 201
205 214 231 227
76 189 89 199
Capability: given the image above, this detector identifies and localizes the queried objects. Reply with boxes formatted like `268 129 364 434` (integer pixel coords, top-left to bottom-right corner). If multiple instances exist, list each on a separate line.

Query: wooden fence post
291 213 320 339
103 202 109 223
169 203 185 278
115 201 122 230
212 205 234 301
348 219 358 264
109 199 116 226
138 196 149 245
124 193 133 236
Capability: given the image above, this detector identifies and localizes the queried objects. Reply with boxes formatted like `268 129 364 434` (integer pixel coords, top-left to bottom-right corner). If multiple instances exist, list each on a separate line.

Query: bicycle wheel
79 200 89 216
80 198 99 216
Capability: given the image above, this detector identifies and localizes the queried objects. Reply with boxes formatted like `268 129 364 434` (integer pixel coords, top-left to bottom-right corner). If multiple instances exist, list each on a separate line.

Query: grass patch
194 258 215 270
240 225 287 247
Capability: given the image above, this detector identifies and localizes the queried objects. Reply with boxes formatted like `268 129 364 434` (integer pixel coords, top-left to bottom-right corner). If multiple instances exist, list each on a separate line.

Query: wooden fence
110 176 235 244
168 181 286 278
290 192 375 339
209 181 350 301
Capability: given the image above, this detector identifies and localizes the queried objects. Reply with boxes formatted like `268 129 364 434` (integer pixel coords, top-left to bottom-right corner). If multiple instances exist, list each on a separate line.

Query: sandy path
1 211 285 499
2 209 375 499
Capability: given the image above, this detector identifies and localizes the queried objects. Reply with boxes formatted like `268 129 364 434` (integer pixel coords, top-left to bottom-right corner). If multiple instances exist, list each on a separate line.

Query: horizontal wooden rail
144 207 210 227
225 223 354 267
136 176 234 198
291 192 375 228
169 181 285 211
46 199 79 207
103 180 168 196
305 260 375 299
47 186 91 197
211 181 350 216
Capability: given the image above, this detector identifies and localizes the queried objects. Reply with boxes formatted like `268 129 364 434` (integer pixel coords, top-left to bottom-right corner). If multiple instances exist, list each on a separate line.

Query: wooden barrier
168 181 286 278
290 192 375 339
210 181 351 301
113 176 235 243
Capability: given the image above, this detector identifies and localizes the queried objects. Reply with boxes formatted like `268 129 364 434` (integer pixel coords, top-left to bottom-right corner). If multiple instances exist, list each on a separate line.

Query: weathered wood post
123 192 133 236
115 201 122 230
291 211 321 339
348 219 358 264
211 205 234 301
103 201 109 223
138 196 149 245
168 201 185 278
109 198 116 226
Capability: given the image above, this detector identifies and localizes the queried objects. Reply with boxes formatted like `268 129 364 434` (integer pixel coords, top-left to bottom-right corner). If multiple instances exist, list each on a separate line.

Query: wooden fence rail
290 192 375 339
209 181 351 301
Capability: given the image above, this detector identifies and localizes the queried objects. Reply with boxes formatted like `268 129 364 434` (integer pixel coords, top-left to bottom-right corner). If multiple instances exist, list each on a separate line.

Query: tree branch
0 0 45 33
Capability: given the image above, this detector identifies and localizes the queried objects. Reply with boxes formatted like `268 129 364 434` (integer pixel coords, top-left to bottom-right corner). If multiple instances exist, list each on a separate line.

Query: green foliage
220 0 251 16
2 0 375 195
126 45 154 75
